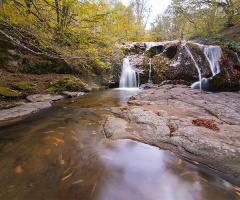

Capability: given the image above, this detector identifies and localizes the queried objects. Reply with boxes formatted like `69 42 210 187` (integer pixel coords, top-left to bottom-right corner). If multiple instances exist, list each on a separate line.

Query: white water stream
119 57 137 88
204 46 222 76
185 46 202 90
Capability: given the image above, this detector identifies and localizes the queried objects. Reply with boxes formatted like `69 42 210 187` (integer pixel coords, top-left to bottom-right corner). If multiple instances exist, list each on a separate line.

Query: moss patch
48 76 85 92
12 82 36 92
0 87 19 98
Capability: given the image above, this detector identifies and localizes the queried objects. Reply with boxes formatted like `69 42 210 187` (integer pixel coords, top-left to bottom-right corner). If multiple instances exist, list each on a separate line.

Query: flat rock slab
104 84 240 179
61 91 85 98
0 94 65 127
26 94 65 102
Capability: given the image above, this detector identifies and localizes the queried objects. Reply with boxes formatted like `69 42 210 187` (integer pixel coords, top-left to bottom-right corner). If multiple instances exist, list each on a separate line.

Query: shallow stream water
0 89 239 200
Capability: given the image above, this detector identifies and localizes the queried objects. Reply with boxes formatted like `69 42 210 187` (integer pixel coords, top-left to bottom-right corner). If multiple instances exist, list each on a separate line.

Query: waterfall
236 52 240 63
119 57 137 88
148 58 153 84
137 72 140 87
185 46 202 90
204 46 222 76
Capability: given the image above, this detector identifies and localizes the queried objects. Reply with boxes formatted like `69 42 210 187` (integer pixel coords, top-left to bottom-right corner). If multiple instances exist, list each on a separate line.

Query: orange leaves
15 165 23 174
193 161 199 164
179 171 198 176
91 182 97 196
192 119 220 131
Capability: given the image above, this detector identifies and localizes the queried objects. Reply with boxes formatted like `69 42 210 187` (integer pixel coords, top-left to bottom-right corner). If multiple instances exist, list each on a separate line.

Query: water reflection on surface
0 89 239 200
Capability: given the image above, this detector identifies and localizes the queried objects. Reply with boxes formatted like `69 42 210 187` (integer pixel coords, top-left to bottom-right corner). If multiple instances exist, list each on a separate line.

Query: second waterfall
119 57 137 88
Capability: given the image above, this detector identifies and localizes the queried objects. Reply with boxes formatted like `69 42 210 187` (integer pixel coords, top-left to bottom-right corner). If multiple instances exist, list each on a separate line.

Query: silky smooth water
0 89 239 200
119 57 137 88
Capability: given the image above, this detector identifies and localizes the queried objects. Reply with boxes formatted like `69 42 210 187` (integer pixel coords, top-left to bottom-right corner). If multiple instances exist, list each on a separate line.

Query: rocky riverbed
103 84 240 179
0 92 85 127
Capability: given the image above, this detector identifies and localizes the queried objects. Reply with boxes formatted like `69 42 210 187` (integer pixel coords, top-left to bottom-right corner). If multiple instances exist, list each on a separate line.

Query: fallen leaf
79 142 84 149
61 173 72 181
178 159 182 165
193 161 199 164
44 131 55 133
53 137 64 143
64 168 70 174
71 179 84 185
91 182 97 196
15 166 23 173
52 142 58 146
59 160 65 165
200 177 208 182
72 136 78 141
235 191 240 196
179 171 198 176
233 186 240 192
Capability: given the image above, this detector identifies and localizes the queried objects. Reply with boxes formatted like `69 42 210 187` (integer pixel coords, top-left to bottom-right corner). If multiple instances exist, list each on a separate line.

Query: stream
0 89 239 200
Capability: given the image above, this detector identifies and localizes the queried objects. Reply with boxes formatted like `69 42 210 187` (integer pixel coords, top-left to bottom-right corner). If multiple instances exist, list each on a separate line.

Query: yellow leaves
234 186 240 196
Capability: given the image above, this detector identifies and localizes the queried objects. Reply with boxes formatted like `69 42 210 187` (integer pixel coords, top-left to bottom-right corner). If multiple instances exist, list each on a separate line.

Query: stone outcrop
0 94 65 127
120 40 240 92
103 84 240 179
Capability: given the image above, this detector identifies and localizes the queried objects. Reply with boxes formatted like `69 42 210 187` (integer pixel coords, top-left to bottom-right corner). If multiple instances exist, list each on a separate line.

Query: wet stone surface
104 85 240 179
0 88 239 199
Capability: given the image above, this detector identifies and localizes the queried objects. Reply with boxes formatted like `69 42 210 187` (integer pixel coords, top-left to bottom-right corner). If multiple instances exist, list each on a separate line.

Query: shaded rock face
103 84 240 178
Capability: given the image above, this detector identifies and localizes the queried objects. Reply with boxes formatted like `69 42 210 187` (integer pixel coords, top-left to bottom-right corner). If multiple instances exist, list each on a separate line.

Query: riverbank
0 92 85 127
103 84 240 179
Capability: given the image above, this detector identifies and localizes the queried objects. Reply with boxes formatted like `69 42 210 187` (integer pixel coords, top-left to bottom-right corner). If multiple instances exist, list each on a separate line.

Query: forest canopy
0 0 150 62
150 0 240 42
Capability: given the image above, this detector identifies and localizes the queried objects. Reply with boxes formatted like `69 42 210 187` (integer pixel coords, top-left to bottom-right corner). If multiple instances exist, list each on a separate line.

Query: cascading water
119 57 137 88
137 72 140 87
148 58 153 84
235 52 240 63
184 46 202 90
204 46 222 76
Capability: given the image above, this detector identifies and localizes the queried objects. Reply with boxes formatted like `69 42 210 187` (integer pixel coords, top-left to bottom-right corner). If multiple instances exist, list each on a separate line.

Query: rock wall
120 40 240 92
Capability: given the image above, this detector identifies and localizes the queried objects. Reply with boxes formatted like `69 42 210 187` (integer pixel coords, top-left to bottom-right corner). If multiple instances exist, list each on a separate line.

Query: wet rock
61 91 85 98
103 84 240 178
26 94 64 102
0 101 52 121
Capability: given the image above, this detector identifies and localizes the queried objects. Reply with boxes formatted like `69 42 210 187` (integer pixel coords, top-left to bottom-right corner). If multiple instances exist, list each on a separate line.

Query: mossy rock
208 73 240 91
0 87 20 98
12 82 35 92
50 77 85 92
